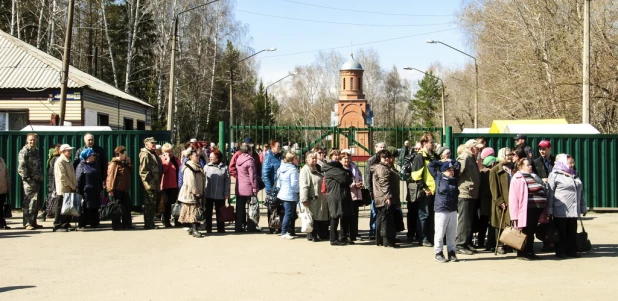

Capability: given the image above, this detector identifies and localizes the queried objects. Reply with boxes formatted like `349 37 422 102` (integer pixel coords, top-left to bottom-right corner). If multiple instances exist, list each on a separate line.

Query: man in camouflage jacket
18 133 44 229
139 137 162 229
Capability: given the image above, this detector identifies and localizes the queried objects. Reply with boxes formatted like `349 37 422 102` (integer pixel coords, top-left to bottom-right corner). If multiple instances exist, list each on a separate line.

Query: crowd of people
0 132 588 262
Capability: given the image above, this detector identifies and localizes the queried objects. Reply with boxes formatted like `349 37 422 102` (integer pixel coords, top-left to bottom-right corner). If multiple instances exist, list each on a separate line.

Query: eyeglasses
506 153 514 156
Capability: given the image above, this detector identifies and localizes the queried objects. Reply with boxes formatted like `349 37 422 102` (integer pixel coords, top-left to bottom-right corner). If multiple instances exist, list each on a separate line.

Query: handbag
99 200 123 220
360 188 372 206
269 209 282 229
499 224 527 251
407 182 424 203
219 205 235 223
576 216 592 252
299 204 313 233
61 192 82 217
195 205 205 222
248 196 260 224
537 217 560 244
320 176 327 194
171 202 183 219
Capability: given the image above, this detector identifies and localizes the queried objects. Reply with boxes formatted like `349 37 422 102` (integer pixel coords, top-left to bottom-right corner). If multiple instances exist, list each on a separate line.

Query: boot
192 224 202 238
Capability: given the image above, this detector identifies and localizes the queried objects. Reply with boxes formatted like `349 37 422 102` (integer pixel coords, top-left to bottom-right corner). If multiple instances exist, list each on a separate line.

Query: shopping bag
61 193 82 217
299 204 313 233
248 196 260 224
171 202 183 219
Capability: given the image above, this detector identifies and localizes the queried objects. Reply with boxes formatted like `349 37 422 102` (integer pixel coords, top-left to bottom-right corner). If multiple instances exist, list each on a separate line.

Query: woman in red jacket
161 143 182 228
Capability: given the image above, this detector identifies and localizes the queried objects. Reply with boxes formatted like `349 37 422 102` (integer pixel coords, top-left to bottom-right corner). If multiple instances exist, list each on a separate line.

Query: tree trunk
10 0 16 36
125 0 141 93
100 0 119 88
36 0 45 49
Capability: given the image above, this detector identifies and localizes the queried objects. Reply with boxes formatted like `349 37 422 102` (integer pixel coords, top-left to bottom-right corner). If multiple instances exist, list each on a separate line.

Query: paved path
0 211 617 300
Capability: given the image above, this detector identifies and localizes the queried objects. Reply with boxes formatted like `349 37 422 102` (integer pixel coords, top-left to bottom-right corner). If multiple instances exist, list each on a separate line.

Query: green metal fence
0 131 171 209
452 134 618 209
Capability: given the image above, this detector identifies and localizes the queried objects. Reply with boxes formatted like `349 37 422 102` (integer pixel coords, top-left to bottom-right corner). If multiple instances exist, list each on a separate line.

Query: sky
233 0 473 85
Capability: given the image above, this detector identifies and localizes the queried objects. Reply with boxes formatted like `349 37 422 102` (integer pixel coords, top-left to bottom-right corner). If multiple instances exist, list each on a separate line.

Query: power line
235 9 453 27
261 28 459 58
281 0 453 17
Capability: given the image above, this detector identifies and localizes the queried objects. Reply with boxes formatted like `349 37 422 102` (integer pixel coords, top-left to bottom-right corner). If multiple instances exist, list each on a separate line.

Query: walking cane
494 209 505 256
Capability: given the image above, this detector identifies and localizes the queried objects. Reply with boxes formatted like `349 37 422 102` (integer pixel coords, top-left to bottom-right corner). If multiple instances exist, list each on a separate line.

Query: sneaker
281 233 295 240
183 227 190 231
448 251 459 262
422 240 434 247
435 253 448 263
496 247 507 255
330 240 346 246
456 248 474 255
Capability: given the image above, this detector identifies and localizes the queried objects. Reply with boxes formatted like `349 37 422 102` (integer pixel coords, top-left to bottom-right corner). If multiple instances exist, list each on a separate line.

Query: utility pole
59 0 76 126
229 67 234 147
582 0 590 124
166 15 178 131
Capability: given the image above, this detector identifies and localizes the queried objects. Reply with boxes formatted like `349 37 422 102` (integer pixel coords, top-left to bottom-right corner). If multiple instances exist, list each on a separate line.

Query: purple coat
235 153 257 197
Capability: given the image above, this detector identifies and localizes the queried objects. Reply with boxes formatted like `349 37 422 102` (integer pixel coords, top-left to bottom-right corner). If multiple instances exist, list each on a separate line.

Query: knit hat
436 147 449 157
386 146 399 158
80 148 95 161
480 147 495 160
483 156 498 167
440 161 455 172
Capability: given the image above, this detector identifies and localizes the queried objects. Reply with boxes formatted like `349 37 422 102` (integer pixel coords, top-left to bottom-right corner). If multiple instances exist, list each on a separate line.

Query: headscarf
553 153 575 175
80 148 95 161
47 147 56 168
497 147 511 163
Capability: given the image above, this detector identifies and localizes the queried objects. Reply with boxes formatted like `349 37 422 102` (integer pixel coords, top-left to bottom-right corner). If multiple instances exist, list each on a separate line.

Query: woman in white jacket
547 154 587 258
178 150 205 238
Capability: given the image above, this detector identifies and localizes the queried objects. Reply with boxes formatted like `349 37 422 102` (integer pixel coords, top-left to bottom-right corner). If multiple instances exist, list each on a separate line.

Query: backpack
399 152 418 181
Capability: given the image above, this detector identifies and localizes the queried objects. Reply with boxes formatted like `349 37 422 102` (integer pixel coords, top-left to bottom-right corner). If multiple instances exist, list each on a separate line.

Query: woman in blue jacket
277 151 299 239
262 140 283 233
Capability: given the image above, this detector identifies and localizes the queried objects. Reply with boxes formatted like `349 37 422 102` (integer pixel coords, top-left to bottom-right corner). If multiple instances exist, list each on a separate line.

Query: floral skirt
178 203 199 224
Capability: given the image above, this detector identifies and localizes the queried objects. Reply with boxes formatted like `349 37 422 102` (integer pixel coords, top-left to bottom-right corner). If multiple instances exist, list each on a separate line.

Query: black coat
532 155 555 179
74 145 108 185
76 161 102 209
321 161 354 218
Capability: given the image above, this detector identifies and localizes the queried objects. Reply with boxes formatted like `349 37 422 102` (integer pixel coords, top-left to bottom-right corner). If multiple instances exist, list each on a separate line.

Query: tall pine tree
409 71 442 128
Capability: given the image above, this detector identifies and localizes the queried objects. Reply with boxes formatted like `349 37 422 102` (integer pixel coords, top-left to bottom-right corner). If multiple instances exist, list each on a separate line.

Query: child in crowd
429 159 461 263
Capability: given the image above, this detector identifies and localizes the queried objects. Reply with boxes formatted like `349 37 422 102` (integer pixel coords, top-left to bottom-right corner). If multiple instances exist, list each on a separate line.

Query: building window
343 78 346 90
137 120 146 130
350 77 354 90
0 111 28 131
97 114 109 126
124 118 134 130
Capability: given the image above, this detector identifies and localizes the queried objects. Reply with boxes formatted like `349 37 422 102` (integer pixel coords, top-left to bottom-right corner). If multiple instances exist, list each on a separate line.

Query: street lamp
229 48 277 146
265 72 295 120
403 67 446 131
427 39 479 129
167 0 221 132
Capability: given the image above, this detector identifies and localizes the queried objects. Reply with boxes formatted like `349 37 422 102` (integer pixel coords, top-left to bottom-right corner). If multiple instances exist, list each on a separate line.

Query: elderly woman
509 158 548 260
300 151 329 241
204 149 230 233
235 144 258 233
322 149 354 246
371 149 401 248
41 144 61 221
106 146 133 230
547 154 587 258
178 150 205 238
341 150 363 242
277 152 300 240
478 156 497 250
160 143 181 228
489 148 514 254
76 148 102 229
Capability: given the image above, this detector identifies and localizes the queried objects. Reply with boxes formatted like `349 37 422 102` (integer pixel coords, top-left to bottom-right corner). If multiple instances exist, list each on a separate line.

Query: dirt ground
1 210 617 301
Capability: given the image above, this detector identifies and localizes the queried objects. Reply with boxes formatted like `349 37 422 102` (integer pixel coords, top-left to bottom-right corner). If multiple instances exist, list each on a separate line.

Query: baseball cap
189 138 197 143
538 140 552 148
243 137 254 144
483 156 498 167
59 144 74 151
144 137 157 143
514 134 527 140
440 161 455 172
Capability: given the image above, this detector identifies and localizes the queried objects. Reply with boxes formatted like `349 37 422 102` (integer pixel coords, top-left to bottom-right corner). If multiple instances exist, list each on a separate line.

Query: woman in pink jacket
235 144 258 233
509 158 548 260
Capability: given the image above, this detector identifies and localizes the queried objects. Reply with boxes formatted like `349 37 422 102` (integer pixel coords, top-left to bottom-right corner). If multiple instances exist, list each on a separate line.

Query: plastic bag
248 196 260 224
299 204 313 233
61 193 82 217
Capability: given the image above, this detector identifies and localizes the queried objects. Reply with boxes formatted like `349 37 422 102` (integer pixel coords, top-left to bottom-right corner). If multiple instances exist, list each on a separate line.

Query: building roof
503 124 600 134
489 119 567 133
341 54 363 70
0 30 152 108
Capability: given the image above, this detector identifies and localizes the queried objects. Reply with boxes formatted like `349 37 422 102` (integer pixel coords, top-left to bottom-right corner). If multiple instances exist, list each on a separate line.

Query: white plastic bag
248 196 260 224
61 193 82 217
299 204 313 233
